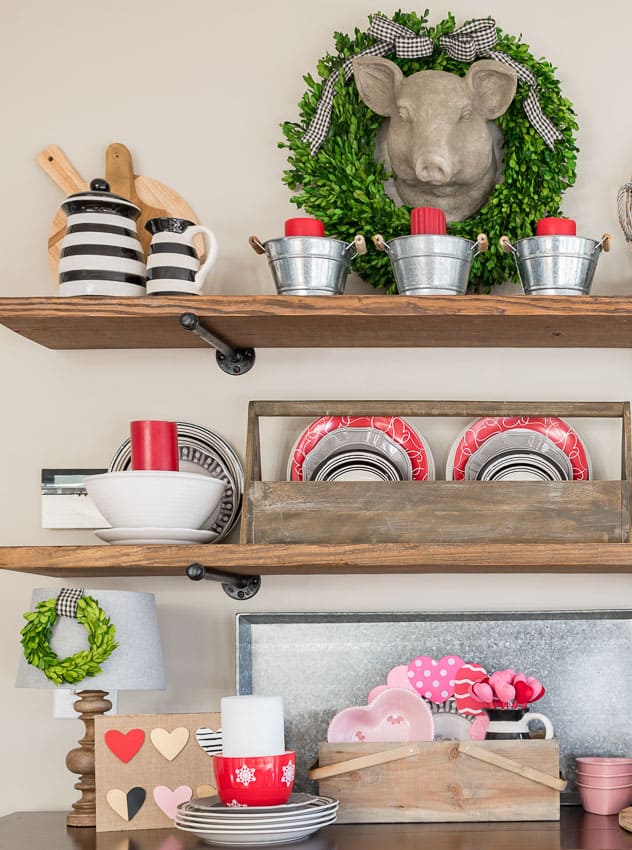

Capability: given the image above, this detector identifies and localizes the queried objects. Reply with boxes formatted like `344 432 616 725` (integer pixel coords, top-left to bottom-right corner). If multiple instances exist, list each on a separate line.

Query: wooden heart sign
104 729 145 763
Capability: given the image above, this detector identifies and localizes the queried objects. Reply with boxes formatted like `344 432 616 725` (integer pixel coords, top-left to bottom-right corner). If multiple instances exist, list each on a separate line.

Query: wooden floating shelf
4 542 632 578
1 295 632 349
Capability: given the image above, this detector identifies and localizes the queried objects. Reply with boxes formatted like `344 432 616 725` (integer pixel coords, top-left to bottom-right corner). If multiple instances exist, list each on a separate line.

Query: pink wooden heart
368 664 413 702
328 688 434 743
469 714 490 740
454 662 488 716
527 676 545 700
407 655 464 703
152 785 192 820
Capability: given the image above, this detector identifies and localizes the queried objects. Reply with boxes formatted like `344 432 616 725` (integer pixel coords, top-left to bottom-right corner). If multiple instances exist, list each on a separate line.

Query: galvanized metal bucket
373 233 488 295
500 234 611 295
249 234 366 296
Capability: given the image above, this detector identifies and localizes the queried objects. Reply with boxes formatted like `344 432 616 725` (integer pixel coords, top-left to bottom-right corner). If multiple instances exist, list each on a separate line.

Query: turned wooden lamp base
65 690 112 828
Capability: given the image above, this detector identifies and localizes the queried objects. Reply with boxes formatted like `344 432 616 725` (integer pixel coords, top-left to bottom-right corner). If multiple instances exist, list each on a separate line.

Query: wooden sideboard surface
3 809 632 850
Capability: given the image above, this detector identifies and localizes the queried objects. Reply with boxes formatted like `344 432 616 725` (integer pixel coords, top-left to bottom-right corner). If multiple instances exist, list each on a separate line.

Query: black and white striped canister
59 179 146 297
145 217 218 295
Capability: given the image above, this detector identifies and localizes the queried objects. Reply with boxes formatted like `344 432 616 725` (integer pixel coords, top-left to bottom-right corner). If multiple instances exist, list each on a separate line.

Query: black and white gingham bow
56 587 85 618
303 15 564 155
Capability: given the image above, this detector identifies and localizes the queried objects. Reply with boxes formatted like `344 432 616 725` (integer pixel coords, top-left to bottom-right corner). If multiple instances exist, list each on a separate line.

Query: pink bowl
576 776 632 790
577 757 632 767
577 782 632 815
213 752 295 807
577 767 632 781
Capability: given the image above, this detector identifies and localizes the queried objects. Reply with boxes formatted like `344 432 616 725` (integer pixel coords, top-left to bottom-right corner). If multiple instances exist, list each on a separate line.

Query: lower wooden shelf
3 542 632 578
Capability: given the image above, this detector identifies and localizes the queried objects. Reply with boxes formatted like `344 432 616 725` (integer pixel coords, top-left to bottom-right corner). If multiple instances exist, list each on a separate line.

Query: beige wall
2 0 632 817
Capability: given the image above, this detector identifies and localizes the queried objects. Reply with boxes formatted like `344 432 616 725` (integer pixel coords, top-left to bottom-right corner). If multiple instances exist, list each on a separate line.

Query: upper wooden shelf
3 541 632 578
2 295 632 350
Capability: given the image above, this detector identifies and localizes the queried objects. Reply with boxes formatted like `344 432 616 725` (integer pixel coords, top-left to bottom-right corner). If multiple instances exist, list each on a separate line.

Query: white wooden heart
150 727 190 761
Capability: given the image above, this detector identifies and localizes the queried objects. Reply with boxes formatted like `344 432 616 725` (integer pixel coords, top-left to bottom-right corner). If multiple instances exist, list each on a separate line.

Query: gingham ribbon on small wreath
303 14 564 155
55 587 85 618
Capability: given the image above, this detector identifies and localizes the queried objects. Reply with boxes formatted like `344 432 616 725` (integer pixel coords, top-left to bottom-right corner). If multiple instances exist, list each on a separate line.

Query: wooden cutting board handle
105 143 140 205
36 145 87 195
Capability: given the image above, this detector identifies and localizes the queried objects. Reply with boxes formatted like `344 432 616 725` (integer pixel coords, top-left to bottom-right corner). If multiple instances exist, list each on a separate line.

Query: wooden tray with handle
37 143 202 280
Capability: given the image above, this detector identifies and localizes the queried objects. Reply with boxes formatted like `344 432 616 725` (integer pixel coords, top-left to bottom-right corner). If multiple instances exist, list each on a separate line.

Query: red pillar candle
130 421 179 471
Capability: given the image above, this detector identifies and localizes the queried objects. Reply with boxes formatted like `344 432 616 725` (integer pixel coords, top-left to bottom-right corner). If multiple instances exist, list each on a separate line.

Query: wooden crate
314 740 562 823
241 400 632 545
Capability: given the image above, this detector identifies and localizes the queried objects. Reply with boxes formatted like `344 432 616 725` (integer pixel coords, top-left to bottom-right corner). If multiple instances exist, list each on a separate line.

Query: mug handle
186 226 219 292
522 712 554 740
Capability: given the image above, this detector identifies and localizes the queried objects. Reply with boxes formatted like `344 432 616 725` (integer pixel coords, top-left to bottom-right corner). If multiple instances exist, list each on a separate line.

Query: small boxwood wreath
280 10 578 293
21 595 119 685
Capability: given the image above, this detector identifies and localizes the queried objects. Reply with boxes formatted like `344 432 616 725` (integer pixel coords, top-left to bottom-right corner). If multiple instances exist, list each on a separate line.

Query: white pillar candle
221 695 286 757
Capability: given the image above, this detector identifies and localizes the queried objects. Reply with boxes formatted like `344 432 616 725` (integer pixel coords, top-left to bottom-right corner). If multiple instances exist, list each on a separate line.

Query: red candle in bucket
130 420 179 471
410 207 448 235
536 217 577 236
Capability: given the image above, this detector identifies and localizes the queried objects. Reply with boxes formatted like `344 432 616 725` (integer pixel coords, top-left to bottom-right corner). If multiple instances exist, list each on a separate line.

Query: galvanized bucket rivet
249 233 366 296
500 232 612 295
373 231 488 296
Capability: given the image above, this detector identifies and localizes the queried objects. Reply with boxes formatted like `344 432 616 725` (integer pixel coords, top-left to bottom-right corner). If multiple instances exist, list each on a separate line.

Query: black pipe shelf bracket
186 562 262 600
179 313 256 375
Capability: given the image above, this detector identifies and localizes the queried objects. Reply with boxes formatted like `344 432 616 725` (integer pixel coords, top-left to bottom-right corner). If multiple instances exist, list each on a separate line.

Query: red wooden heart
514 681 534 705
105 728 145 763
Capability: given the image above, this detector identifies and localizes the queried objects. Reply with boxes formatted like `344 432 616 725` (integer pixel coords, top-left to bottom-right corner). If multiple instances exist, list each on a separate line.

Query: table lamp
16 588 165 828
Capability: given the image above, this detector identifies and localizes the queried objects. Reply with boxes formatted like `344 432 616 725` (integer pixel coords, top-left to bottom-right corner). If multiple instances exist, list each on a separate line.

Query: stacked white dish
109 421 243 541
174 793 339 846
85 470 225 546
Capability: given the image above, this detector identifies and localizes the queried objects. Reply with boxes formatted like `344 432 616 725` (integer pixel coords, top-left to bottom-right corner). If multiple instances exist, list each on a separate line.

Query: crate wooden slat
242 400 632 546
3 295 632 349
246 480 629 544
317 740 561 823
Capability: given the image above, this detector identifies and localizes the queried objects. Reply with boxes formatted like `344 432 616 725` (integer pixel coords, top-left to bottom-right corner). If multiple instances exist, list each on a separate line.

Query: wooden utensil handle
36 145 87 195
308 743 425 780
105 143 140 204
457 741 567 791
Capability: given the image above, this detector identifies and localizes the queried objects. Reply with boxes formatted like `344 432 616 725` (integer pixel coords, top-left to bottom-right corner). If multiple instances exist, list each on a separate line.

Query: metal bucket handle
375 233 488 255
249 233 366 258
372 234 389 253
501 233 612 255
596 233 612 254
249 235 267 255
347 234 367 258
472 233 489 256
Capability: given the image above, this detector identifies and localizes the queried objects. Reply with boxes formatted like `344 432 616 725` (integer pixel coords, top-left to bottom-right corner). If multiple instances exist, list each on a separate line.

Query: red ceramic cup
130 420 179 471
284 218 325 237
213 751 296 806
535 217 577 236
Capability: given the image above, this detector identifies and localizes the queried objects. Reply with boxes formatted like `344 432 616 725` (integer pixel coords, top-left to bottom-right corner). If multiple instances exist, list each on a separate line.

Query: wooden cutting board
37 143 201 281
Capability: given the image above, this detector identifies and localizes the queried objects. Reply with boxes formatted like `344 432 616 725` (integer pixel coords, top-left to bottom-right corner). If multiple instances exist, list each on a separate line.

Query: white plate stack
174 793 339 846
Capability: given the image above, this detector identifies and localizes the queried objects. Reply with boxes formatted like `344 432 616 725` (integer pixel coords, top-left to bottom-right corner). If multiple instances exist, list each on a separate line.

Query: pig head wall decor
353 56 518 221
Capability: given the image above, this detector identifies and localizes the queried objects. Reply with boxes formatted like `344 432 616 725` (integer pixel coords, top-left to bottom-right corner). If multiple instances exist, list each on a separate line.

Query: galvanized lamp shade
16 588 165 828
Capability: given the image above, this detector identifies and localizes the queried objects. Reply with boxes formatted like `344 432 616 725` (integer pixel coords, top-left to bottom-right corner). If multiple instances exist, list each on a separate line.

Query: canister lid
61 178 141 220
536 217 577 236
285 217 326 237
410 207 447 235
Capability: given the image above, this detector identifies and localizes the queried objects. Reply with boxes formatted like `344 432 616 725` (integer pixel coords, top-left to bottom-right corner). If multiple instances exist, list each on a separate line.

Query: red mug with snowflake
213 751 296 806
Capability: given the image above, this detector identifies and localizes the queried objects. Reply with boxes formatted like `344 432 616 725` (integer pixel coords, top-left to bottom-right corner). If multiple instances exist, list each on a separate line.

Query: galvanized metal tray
236 610 632 802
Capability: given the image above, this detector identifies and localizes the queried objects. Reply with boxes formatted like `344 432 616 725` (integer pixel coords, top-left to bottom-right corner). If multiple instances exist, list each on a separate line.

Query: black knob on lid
90 178 110 192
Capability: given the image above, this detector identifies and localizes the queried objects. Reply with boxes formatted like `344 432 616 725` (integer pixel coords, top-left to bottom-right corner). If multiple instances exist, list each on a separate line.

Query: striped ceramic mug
58 179 146 296
145 218 218 295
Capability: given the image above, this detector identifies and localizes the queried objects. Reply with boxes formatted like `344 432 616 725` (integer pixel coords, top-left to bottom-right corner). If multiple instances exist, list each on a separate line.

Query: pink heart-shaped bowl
327 688 434 744
213 752 295 807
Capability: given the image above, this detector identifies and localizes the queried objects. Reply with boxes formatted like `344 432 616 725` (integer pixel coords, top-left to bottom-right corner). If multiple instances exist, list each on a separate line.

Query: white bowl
85 471 225 530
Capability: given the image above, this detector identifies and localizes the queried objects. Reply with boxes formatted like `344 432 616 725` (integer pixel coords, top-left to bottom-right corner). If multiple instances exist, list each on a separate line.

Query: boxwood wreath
21 595 118 685
280 10 578 293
